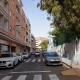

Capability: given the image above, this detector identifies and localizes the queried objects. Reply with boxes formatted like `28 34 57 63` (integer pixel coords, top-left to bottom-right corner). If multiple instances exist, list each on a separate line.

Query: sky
22 0 50 37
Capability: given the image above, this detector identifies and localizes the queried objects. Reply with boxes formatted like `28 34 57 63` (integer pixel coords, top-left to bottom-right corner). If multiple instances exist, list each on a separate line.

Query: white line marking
33 75 42 80
32 59 36 62
37 59 41 62
11 71 51 74
0 74 8 75
1 76 12 80
49 74 59 80
16 75 27 80
26 59 31 62
43 58 45 62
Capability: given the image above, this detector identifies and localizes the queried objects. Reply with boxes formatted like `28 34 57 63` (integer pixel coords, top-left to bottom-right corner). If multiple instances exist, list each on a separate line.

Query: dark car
45 52 62 66
34 52 40 57
42 51 48 57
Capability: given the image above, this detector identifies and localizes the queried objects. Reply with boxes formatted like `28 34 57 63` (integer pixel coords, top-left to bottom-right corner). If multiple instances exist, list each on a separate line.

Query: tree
38 0 80 45
39 40 48 50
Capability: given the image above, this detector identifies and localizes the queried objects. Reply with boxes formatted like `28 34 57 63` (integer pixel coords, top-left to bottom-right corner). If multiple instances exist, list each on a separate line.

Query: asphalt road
0 55 80 80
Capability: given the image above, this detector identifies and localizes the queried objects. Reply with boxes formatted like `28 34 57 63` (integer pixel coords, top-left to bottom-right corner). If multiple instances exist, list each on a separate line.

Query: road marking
1 76 12 80
33 75 42 80
0 74 60 80
26 59 31 62
49 74 59 80
37 59 41 62
43 58 45 62
16 75 27 80
0 74 8 75
11 71 51 74
32 59 36 62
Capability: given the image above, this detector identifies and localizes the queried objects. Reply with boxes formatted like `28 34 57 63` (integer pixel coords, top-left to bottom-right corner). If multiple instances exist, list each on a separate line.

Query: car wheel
59 63 63 66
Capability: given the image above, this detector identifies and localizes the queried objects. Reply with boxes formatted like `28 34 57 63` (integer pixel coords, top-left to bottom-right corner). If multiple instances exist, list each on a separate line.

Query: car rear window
46 52 59 57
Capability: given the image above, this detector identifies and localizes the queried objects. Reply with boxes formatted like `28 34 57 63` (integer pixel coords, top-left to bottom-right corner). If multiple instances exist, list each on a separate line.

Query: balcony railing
16 0 23 8
0 4 8 17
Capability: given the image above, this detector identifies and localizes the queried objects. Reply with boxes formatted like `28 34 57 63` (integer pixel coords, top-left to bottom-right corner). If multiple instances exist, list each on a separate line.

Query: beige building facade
35 37 48 52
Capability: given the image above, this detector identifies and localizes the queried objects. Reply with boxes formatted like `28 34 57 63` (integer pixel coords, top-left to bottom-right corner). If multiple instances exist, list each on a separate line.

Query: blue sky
22 0 50 37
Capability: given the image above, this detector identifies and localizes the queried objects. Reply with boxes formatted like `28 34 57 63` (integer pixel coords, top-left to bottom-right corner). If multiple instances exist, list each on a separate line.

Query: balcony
0 14 3 30
0 0 8 16
16 0 23 8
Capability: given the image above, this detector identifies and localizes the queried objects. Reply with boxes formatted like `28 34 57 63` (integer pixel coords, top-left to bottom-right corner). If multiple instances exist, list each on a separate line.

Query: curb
62 62 72 68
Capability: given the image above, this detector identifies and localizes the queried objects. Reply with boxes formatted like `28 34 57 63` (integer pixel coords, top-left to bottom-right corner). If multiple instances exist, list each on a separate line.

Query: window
26 39 28 42
46 52 58 57
4 0 8 9
4 18 8 32
10 16 14 32
26 32 28 35
16 5 20 13
1 45 9 53
16 21 20 38
4 0 8 5
0 15 2 29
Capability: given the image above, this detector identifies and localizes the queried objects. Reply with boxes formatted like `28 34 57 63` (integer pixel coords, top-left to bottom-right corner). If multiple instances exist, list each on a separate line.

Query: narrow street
0 0 80 80
0 55 80 80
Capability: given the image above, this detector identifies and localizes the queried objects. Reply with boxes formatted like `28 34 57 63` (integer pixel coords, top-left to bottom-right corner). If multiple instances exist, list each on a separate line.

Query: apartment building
24 17 31 53
35 37 48 52
31 34 36 53
0 0 31 54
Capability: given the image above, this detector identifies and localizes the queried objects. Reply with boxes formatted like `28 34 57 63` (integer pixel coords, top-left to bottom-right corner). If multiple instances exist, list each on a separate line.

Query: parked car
42 51 48 57
44 52 62 66
22 52 30 59
0 53 18 68
34 52 40 57
16 53 23 62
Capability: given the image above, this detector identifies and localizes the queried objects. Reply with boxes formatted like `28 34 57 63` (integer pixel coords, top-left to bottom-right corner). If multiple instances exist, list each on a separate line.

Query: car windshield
46 52 59 57
0 54 13 58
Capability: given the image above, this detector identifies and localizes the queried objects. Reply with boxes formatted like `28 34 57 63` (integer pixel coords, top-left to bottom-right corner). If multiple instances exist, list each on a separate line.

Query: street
0 55 80 80
0 0 80 80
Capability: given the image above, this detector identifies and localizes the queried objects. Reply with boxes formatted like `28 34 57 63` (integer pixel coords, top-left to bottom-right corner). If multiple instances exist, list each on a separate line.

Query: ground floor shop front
0 38 30 54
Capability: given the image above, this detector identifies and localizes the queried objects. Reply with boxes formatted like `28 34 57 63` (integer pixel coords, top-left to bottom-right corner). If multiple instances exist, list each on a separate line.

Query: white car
0 53 18 68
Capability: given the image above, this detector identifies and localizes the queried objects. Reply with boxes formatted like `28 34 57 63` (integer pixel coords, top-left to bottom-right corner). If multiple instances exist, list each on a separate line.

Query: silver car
45 52 62 66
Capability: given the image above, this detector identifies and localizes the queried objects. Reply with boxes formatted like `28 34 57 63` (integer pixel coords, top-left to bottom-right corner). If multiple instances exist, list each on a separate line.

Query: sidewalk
61 58 80 77
61 69 80 77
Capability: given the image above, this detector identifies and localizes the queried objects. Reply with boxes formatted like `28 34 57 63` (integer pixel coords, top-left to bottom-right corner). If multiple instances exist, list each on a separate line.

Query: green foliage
39 40 48 50
38 0 80 46
49 26 76 46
